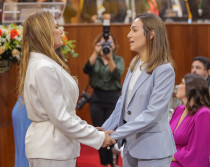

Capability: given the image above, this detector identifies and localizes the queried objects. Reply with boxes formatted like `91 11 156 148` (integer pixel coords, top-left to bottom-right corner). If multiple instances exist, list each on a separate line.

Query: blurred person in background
83 33 125 167
81 0 110 23
187 0 210 21
170 73 210 167
191 56 210 88
12 97 31 167
124 0 169 23
81 0 127 23
55 0 77 24
168 0 210 21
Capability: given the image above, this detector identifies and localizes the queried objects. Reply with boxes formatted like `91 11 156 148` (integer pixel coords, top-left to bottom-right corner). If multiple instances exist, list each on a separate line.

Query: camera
102 19 111 55
76 91 91 110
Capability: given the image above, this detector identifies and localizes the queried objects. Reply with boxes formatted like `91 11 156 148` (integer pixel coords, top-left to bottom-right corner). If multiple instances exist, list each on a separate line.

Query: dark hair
184 73 210 115
93 33 118 53
193 56 209 70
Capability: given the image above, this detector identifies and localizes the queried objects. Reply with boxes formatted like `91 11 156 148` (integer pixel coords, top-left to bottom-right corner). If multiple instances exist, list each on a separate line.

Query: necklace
197 0 203 16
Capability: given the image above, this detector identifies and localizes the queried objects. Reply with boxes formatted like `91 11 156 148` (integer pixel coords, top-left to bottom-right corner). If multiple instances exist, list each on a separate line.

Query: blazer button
127 111 131 115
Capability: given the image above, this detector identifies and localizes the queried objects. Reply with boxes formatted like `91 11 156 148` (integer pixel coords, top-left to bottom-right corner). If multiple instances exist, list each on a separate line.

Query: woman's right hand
102 130 116 148
94 42 102 55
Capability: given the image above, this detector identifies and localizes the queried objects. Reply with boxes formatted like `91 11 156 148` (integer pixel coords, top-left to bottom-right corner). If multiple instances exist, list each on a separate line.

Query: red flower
62 36 68 45
0 29 2 36
10 29 19 39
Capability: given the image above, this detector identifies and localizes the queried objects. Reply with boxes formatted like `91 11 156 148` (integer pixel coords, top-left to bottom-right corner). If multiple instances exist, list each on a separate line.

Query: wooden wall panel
0 23 210 167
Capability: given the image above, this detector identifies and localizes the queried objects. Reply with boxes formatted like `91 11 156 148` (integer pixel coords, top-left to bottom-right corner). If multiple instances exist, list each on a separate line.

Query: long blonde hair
18 11 70 100
130 13 174 74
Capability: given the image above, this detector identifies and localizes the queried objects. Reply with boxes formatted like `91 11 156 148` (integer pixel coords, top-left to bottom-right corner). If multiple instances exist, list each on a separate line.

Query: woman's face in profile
53 19 63 49
176 79 187 101
127 18 146 53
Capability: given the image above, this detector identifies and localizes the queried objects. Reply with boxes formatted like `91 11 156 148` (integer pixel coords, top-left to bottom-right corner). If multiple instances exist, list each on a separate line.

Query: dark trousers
90 89 120 165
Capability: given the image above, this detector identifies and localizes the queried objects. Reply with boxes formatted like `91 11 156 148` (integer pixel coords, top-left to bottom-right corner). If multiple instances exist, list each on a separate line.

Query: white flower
16 44 21 48
2 38 6 43
6 35 11 41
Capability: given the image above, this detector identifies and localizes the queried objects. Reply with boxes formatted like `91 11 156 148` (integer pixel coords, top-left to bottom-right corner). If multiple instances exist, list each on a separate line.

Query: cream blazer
24 52 105 160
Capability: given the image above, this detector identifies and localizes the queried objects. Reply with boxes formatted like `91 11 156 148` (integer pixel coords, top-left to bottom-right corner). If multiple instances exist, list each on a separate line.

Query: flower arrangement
0 24 22 62
0 24 78 64
59 26 78 61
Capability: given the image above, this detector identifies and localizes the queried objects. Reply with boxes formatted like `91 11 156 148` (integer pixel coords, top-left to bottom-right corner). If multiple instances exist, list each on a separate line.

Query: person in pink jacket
170 73 210 167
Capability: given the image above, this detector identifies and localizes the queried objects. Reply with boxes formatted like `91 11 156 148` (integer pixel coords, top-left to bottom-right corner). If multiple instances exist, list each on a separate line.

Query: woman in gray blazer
17 11 115 167
102 13 176 167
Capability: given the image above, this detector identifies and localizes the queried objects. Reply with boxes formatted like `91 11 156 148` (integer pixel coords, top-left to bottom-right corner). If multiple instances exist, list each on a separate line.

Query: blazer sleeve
35 65 105 150
174 109 210 166
110 64 175 139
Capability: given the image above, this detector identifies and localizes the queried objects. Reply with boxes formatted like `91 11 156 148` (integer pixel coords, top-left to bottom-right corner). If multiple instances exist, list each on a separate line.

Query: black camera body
76 91 91 110
102 19 111 55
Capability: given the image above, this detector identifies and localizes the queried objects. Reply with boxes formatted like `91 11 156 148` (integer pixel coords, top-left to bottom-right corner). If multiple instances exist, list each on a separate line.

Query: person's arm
102 52 124 79
173 109 210 166
81 1 97 23
83 42 101 75
103 51 116 73
89 42 101 65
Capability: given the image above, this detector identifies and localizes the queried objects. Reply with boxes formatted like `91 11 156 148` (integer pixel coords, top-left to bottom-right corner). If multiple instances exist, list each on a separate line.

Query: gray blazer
103 62 176 159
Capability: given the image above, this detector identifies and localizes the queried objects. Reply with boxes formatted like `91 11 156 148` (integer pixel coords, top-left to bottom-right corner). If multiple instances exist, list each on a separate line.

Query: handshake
96 127 116 148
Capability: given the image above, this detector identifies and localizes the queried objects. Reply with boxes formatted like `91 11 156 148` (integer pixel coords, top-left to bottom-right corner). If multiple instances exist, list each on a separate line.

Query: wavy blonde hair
18 11 70 100
130 13 174 73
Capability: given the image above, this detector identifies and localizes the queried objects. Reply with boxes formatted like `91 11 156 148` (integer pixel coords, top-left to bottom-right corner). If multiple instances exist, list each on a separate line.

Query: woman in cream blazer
18 11 115 167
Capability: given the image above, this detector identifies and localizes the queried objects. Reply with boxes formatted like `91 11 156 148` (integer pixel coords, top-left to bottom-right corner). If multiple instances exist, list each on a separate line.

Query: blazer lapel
128 70 150 105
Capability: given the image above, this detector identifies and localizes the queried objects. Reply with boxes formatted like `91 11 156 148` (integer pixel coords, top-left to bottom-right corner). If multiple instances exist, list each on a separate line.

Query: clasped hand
96 127 116 148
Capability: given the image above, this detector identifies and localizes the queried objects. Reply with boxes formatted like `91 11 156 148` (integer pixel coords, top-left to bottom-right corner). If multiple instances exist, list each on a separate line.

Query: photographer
83 33 124 167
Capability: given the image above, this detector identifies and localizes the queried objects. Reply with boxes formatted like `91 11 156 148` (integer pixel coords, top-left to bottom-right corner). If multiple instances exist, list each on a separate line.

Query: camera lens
102 42 111 55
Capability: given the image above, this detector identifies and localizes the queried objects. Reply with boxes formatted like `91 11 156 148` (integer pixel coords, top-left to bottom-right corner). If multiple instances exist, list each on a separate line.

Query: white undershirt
124 60 145 121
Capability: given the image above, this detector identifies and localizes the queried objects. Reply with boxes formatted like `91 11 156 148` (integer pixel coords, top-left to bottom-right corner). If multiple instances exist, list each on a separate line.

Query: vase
0 59 11 73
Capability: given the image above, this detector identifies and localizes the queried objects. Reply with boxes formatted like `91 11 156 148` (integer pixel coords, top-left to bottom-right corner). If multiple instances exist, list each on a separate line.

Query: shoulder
174 105 185 114
195 106 210 118
29 52 61 75
155 63 174 72
171 105 185 120
153 63 175 77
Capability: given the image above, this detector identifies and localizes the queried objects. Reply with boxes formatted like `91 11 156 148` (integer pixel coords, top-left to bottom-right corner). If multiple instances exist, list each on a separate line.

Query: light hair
18 11 71 100
130 13 174 74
